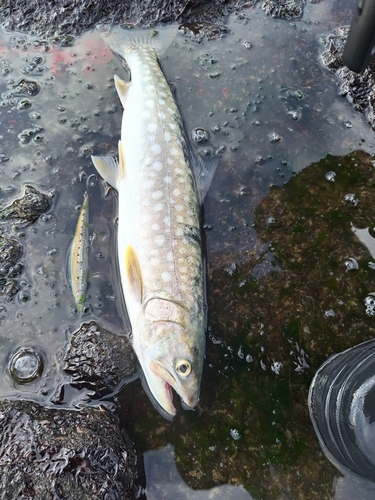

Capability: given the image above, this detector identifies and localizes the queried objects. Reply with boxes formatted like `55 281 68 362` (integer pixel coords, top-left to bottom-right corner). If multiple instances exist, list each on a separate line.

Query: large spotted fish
91 27 216 418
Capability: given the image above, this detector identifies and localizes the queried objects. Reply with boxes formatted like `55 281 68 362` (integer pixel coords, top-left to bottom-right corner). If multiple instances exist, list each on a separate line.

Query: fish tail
99 25 178 59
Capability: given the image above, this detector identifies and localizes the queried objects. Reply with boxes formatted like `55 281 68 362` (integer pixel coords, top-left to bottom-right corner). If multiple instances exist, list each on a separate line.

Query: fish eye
176 360 191 377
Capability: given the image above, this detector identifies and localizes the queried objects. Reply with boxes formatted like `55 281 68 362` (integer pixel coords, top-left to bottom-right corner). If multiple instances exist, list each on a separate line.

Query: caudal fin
97 24 178 59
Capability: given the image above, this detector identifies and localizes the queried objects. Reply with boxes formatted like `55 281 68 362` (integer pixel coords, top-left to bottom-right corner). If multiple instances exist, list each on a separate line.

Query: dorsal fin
114 74 130 109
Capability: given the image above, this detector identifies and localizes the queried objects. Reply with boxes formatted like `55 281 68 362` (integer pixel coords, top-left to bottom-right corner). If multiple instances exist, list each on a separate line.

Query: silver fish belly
92 30 214 418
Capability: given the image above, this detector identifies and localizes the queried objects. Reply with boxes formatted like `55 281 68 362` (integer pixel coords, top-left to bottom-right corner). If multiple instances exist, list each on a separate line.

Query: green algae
117 150 375 499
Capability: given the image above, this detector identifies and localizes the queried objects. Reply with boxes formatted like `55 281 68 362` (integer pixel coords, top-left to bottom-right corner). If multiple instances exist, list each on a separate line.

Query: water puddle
0 0 374 497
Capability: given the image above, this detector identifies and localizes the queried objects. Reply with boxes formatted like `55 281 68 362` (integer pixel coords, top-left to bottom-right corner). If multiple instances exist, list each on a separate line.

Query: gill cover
134 299 204 418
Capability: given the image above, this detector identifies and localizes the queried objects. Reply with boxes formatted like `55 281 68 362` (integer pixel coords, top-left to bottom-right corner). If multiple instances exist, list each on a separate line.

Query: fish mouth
150 360 198 413
139 360 176 418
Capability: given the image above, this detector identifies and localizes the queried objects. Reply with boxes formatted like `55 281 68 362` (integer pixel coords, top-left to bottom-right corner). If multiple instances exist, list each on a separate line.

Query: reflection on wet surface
145 444 253 499
1 0 375 497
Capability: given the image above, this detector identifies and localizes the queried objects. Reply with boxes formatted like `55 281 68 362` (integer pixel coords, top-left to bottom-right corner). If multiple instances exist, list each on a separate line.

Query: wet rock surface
0 185 51 301
0 0 309 37
0 399 141 500
320 27 375 130
0 185 51 302
261 0 304 20
0 2 373 498
60 321 139 403
0 235 23 301
0 185 51 226
0 0 245 36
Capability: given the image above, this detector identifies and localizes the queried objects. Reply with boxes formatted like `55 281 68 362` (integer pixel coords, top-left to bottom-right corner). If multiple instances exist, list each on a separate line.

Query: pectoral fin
189 145 218 205
125 244 143 303
91 155 119 190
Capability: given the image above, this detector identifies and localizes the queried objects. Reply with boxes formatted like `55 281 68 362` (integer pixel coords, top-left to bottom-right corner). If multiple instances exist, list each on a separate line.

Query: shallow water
0 0 374 497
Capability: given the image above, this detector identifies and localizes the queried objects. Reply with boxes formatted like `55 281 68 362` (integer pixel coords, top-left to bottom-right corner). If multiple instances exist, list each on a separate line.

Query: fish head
135 299 204 418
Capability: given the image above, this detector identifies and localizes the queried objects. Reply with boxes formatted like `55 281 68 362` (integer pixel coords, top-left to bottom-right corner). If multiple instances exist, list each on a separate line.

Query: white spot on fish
150 257 160 266
152 190 163 199
158 111 166 119
152 223 159 231
175 204 183 211
159 99 166 106
155 203 164 211
164 131 171 142
167 252 173 261
155 235 165 245
163 175 172 184
161 271 171 282
145 99 154 108
173 188 181 196
175 167 184 175
151 143 161 154
144 179 155 188
171 148 179 156
148 122 157 132
176 228 183 236
176 215 184 223
159 90 167 97
153 161 162 171
163 215 171 225
167 157 173 165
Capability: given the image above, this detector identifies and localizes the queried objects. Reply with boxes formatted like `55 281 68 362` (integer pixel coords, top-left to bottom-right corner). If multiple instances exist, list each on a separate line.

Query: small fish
69 191 89 313
91 27 217 418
